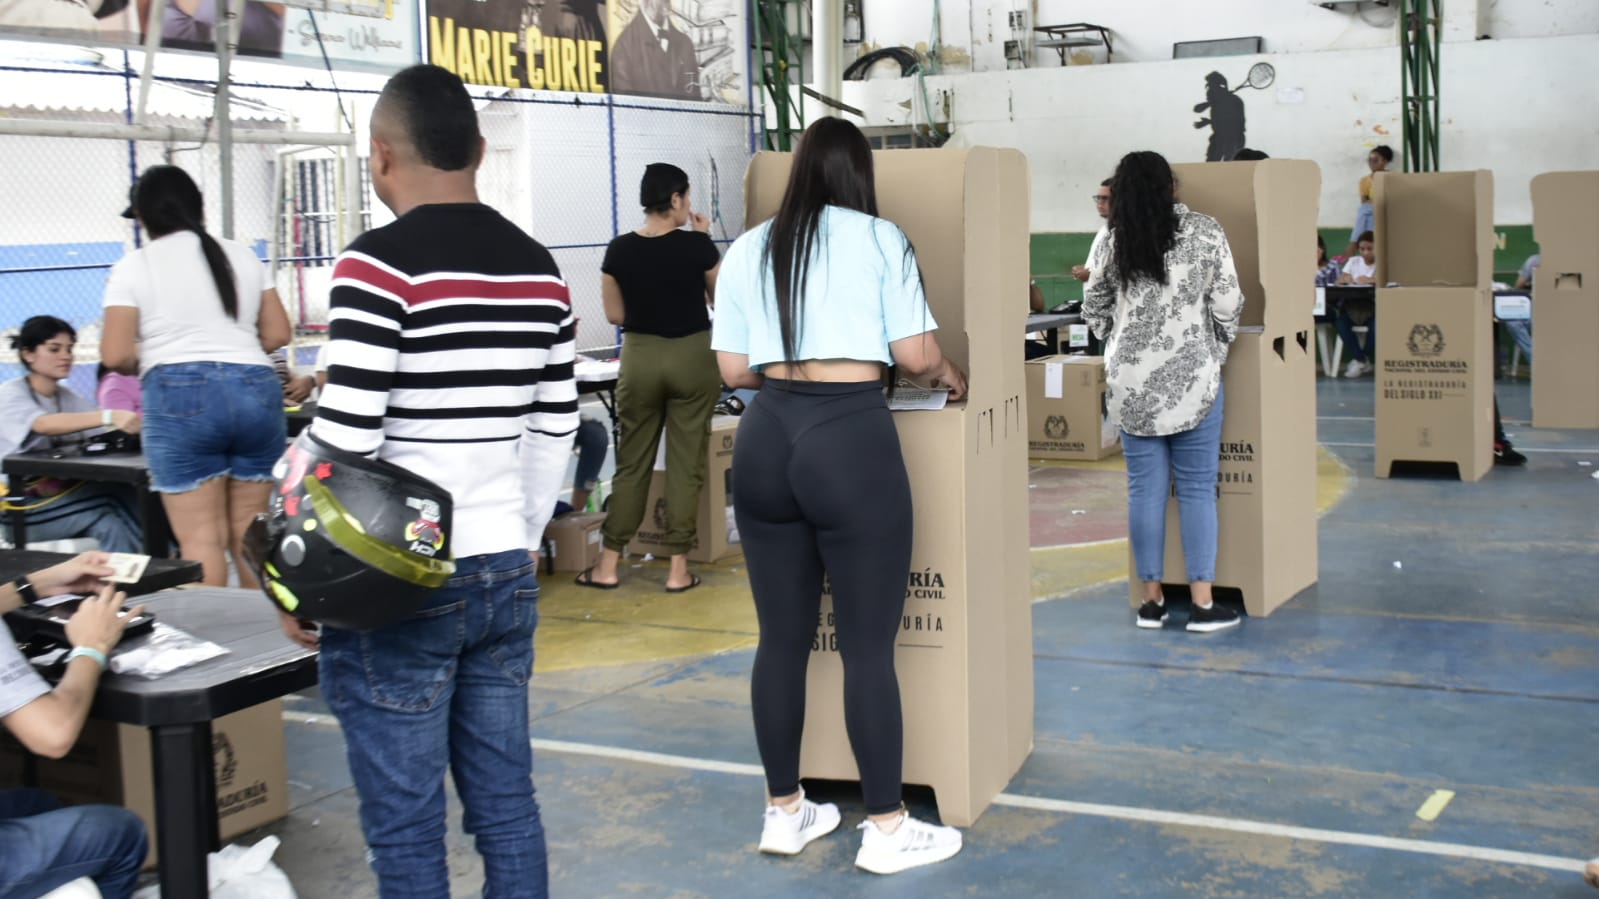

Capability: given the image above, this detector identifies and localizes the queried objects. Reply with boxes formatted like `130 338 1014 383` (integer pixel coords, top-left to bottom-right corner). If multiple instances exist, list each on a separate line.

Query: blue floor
264 379 1599 897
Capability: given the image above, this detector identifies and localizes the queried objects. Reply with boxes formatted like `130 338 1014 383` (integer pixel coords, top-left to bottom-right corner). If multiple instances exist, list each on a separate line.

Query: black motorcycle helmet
243 432 456 631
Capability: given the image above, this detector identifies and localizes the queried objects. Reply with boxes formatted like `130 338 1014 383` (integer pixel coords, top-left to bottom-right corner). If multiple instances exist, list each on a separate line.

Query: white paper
1313 287 1327 317
1493 295 1531 321
1068 324 1090 348
886 387 949 411
1044 362 1064 399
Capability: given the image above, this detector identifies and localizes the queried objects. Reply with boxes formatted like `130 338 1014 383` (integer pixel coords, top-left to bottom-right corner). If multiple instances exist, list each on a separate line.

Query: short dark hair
640 163 689 214
1371 145 1394 162
1357 230 1375 245
10 315 75 354
376 65 482 171
1101 178 1113 188
1234 148 1269 160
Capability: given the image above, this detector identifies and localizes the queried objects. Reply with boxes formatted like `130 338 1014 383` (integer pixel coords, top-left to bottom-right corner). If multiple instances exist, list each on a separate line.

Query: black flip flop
664 574 702 594
574 567 619 590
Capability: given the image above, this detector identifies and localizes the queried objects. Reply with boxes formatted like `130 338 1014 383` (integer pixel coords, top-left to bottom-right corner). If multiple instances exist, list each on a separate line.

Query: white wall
857 0 1599 72
840 32 1599 232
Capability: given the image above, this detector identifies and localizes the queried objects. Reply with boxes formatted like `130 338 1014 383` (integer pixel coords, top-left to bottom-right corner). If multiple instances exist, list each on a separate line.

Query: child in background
95 364 142 414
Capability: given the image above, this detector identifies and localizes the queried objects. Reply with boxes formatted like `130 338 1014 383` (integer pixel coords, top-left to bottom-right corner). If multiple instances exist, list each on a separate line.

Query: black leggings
734 379 912 814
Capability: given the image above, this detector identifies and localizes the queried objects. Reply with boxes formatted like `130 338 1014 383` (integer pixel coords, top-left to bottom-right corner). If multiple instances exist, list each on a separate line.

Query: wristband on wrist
67 646 108 669
101 408 114 427
11 576 39 606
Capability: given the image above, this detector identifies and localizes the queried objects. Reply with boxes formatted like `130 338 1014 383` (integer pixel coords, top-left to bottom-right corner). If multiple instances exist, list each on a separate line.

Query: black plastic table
3 451 173 557
90 588 316 899
0 549 201 597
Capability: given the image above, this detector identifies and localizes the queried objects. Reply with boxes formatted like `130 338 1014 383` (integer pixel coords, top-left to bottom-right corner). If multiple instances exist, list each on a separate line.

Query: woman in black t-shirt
576 163 722 593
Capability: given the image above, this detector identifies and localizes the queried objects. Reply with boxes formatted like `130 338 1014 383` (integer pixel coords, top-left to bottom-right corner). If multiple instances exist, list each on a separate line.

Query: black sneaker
1494 441 1527 466
1187 603 1241 633
1135 600 1168 629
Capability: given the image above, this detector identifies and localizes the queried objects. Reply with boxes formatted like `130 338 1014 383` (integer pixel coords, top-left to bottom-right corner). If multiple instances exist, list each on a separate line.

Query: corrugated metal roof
0 44 288 121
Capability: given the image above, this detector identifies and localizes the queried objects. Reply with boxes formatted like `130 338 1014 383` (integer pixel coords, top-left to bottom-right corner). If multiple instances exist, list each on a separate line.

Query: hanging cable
307 11 355 133
842 47 921 80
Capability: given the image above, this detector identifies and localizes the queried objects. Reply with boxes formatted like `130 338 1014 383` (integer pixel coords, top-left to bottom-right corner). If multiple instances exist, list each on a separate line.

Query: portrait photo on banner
426 0 744 103
0 0 418 72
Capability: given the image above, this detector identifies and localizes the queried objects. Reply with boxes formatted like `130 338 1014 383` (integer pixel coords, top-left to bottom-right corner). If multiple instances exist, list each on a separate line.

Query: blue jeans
1122 385 1225 584
319 550 547 899
573 417 608 493
1335 301 1376 364
141 362 286 493
1504 320 1533 361
4 481 142 553
0 789 147 899
1351 202 1374 241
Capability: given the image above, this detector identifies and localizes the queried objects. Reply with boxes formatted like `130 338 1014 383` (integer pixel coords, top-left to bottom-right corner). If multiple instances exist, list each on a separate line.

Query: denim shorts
142 362 287 493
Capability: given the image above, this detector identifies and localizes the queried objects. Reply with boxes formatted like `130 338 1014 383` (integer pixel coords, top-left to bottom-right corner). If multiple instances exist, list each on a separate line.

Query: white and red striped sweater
309 203 580 557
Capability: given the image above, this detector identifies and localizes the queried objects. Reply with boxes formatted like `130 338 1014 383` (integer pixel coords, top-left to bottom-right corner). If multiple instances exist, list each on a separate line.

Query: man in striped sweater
286 65 577 898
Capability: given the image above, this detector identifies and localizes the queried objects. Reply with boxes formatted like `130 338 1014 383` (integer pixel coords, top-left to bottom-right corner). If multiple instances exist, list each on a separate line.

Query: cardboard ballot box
1026 355 1121 461
1123 160 1322 618
543 511 605 572
746 146 1034 826
629 415 740 563
1530 171 1599 429
1372 171 1496 481
0 700 288 868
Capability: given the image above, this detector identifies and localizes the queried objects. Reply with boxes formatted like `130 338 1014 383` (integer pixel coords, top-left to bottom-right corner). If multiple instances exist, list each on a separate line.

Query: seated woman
1 316 143 553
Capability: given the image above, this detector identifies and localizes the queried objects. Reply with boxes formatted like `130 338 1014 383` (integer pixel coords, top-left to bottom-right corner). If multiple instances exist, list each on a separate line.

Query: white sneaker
757 796 841 855
854 812 963 874
1343 359 1366 378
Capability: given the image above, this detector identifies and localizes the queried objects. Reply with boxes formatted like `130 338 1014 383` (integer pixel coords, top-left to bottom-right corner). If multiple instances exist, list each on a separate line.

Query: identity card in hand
105 553 151 584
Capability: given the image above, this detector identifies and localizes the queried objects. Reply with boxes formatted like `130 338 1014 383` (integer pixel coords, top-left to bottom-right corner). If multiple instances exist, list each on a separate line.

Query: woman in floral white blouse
1084 151 1245 633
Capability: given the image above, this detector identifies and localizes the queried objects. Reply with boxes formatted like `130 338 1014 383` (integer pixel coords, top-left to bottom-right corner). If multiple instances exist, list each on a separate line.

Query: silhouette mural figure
1194 71 1246 161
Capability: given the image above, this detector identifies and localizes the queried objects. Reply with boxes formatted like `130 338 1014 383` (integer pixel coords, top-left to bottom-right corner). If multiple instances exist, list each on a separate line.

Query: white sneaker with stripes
854 812 963 874
757 796 841 855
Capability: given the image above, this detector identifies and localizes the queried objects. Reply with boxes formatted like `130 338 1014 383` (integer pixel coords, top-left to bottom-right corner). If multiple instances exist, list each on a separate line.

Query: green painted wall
1030 224 1540 298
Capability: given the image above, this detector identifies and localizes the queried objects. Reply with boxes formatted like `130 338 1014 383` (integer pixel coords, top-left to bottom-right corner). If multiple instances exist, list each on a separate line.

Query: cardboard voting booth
1372 171 1496 481
743 147 1035 827
1530 172 1599 429
544 511 606 572
1125 160 1322 618
1025 355 1121 461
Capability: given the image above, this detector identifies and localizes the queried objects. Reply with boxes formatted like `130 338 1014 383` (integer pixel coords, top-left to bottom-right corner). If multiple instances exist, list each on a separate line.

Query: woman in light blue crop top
709 117 967 874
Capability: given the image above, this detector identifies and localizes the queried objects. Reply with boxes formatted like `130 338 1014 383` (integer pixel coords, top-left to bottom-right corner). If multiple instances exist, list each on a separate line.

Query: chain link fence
0 58 757 392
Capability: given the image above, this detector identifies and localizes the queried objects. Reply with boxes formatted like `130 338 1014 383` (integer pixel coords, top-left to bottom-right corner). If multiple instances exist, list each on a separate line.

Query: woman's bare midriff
762 359 885 382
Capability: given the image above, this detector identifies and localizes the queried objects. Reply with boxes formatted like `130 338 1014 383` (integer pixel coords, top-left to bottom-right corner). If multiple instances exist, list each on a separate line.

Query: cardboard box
0 700 288 867
1025 355 1120 461
629 416 740 563
543 512 605 572
1530 172 1599 429
746 147 1034 826
1127 331 1319 617
1122 161 1322 617
1372 171 1496 480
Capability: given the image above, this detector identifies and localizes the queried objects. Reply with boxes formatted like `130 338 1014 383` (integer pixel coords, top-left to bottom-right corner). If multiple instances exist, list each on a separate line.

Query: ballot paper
886 386 950 411
106 553 151 584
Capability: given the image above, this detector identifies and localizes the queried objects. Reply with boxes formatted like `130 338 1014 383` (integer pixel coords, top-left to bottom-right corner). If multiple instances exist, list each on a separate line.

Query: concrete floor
251 378 1599 898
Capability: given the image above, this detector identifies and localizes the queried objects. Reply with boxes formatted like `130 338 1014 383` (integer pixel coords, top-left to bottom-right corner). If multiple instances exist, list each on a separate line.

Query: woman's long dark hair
763 117 879 364
1108 151 1179 291
131 165 239 319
